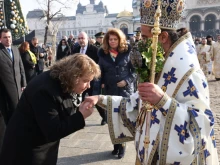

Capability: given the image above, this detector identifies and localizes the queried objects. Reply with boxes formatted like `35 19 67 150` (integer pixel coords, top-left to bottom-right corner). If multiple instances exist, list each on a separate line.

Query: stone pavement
57 111 136 165
58 76 220 165
208 76 220 163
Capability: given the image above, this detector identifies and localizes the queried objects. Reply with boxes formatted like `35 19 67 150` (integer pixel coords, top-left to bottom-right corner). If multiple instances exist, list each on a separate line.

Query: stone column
201 21 205 31
185 21 190 30
216 19 220 29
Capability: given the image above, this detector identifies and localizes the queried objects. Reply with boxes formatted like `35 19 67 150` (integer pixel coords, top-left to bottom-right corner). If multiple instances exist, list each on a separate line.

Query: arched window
190 15 201 31
205 14 216 31
120 24 128 35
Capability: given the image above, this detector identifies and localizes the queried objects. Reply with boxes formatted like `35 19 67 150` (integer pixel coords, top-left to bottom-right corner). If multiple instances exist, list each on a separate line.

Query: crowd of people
191 29 220 39
0 0 219 164
194 34 220 80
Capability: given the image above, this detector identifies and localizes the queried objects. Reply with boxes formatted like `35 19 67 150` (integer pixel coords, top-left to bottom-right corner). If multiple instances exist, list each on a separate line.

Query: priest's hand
79 101 94 119
84 95 99 106
138 82 164 105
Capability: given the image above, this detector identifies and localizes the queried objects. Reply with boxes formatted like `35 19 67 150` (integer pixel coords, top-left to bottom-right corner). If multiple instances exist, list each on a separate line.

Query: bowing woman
98 28 136 159
0 54 100 165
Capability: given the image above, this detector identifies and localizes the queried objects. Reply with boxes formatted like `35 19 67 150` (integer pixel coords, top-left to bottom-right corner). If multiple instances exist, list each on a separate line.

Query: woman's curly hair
50 53 101 93
102 28 128 54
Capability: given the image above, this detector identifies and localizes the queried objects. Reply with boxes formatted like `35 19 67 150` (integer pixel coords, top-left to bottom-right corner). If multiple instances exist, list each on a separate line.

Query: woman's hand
79 101 94 119
138 82 164 105
117 80 127 87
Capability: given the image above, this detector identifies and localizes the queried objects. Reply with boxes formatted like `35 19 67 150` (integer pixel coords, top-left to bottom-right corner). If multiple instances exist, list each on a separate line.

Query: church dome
117 10 133 18
98 0 103 5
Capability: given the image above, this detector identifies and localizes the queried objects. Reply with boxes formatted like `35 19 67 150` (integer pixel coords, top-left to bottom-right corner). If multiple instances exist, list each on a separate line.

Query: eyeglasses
78 37 85 40
62 42 66 44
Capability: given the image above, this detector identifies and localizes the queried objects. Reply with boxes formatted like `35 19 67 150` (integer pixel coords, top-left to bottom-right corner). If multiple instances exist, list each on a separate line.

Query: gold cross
144 136 150 149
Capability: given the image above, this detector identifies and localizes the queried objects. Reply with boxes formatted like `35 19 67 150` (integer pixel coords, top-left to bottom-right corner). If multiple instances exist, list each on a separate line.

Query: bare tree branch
34 0 76 45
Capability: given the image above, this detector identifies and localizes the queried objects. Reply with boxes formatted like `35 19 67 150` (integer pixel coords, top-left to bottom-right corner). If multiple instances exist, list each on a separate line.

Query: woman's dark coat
56 45 71 61
20 51 36 83
98 46 136 97
0 71 85 165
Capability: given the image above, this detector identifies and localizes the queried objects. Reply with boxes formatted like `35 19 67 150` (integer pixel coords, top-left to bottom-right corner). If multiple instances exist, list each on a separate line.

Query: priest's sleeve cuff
154 93 170 109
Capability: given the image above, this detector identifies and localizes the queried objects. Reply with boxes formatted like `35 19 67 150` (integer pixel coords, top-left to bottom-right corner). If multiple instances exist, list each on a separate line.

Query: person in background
41 44 48 67
206 35 215 46
37 44 45 74
62 35 68 41
85 0 218 164
72 32 107 125
56 39 71 61
0 29 26 152
89 38 96 45
197 38 211 77
29 37 44 75
98 28 136 159
19 41 37 83
72 32 99 100
134 30 141 43
206 35 215 76
47 46 53 66
94 32 105 48
211 34 220 81
194 38 201 52
93 32 106 125
67 34 76 53
0 54 101 165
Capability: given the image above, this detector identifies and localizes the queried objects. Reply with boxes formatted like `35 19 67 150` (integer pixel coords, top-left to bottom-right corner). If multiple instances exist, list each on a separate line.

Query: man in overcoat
72 32 106 124
72 31 99 99
0 28 26 152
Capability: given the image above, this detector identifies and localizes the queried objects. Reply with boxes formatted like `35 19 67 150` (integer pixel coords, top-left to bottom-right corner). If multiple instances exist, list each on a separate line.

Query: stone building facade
26 0 220 43
179 0 220 38
26 0 141 44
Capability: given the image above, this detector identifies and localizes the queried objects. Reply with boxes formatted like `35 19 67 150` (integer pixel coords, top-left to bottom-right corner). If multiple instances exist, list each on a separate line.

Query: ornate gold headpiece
140 0 185 30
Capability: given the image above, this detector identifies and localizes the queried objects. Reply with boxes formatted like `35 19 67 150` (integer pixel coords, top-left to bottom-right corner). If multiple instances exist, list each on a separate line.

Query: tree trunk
44 25 48 46
52 33 57 62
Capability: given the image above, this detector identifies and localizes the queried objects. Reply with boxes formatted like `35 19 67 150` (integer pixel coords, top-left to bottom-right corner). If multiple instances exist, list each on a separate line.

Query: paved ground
57 111 136 165
58 75 220 165
208 76 220 163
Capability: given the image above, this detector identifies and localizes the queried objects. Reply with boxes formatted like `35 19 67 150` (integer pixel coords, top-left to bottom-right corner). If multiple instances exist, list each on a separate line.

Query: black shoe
118 143 126 159
101 119 107 125
112 144 119 155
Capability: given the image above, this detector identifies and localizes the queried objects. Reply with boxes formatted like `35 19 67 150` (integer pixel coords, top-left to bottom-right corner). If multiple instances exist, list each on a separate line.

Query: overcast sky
19 0 133 18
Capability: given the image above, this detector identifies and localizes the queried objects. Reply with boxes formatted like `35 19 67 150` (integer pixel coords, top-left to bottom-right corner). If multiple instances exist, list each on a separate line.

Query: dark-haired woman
56 39 71 61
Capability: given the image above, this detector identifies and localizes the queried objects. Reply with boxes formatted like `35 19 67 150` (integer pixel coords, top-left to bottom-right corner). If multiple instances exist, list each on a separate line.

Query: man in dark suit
72 32 106 125
72 32 99 97
0 29 26 151
73 32 99 64
29 37 44 75
67 34 76 53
